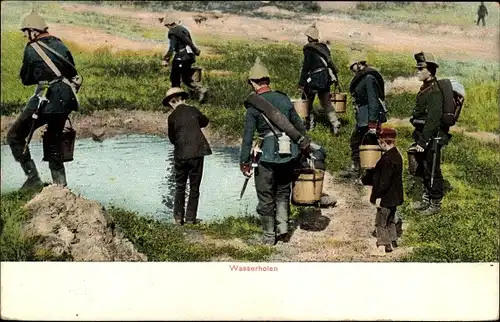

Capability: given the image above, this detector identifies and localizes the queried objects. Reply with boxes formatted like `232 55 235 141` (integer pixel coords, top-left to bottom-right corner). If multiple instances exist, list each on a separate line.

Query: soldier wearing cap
164 87 212 225
7 11 80 189
410 52 451 215
339 53 387 179
363 127 404 254
298 24 341 133
240 57 306 245
161 15 207 103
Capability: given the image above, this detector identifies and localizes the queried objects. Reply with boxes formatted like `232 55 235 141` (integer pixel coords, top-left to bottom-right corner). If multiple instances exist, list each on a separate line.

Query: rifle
430 136 441 188
239 144 262 200
23 83 49 155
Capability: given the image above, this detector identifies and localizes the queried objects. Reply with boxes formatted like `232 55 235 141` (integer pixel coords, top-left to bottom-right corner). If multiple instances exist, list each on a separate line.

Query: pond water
1 135 259 222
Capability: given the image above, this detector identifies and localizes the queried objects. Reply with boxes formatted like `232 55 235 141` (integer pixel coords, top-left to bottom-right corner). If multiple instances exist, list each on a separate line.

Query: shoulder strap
30 42 62 77
259 111 281 138
37 41 78 71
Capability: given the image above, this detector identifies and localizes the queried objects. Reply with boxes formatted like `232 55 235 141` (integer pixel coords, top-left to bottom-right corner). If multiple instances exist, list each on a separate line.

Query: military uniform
299 24 340 132
410 52 451 215
240 58 306 245
340 57 386 179
477 3 488 26
7 11 79 189
164 87 212 225
163 18 207 102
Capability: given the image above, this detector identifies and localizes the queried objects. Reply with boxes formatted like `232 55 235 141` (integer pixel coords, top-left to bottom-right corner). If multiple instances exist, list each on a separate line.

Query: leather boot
339 162 361 179
260 215 276 246
20 159 43 191
327 112 340 135
421 198 442 216
51 168 67 187
275 202 290 241
411 191 430 211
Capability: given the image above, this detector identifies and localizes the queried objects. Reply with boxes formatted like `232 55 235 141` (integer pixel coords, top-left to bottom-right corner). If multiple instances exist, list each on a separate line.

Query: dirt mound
385 76 421 95
23 185 147 261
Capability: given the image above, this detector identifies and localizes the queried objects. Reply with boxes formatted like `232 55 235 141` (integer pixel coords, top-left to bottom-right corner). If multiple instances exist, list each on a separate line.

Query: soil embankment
23 185 147 261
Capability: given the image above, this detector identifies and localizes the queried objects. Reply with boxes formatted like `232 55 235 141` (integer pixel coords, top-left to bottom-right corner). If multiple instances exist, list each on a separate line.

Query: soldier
477 2 488 26
339 54 387 179
161 15 207 103
298 23 341 133
410 52 451 215
365 128 404 254
164 87 212 225
7 11 80 189
240 58 307 245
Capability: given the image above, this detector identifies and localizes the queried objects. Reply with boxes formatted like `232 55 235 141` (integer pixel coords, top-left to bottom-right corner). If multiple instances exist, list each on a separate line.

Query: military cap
414 52 439 68
305 24 319 40
248 57 270 80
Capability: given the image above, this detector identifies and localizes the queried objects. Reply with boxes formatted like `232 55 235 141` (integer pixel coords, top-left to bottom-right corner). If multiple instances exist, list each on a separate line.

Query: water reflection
1 135 258 221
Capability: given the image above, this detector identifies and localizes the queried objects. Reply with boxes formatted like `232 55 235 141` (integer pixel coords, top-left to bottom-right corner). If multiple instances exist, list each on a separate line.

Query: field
1 1 499 263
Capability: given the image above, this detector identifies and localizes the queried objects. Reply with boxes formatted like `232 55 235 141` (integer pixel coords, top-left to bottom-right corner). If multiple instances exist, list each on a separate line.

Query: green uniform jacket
20 35 78 114
350 68 386 128
165 25 198 63
240 89 306 164
411 78 451 147
299 42 338 90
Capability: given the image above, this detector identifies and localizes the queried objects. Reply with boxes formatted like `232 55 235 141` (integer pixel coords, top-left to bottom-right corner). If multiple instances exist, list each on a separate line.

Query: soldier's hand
298 136 312 153
195 49 201 56
161 60 169 67
416 144 425 153
240 163 252 178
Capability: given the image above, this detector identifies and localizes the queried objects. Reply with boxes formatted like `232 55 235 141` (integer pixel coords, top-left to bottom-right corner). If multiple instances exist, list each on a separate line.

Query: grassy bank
1 6 499 262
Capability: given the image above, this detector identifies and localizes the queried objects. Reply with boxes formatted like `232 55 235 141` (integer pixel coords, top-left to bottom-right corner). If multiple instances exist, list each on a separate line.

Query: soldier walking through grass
298 23 341 134
7 11 81 190
161 15 207 103
477 2 488 26
339 54 387 180
409 52 451 216
240 58 308 245
164 87 212 225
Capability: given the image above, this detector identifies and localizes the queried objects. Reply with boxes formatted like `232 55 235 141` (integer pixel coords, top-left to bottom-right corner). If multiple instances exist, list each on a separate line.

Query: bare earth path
55 3 499 61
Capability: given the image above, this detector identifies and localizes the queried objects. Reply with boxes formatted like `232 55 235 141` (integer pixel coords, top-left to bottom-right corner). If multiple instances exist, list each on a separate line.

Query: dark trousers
173 157 204 222
7 96 69 171
301 87 334 116
170 59 197 90
416 143 444 200
375 207 402 245
349 126 378 164
476 16 486 26
254 161 294 218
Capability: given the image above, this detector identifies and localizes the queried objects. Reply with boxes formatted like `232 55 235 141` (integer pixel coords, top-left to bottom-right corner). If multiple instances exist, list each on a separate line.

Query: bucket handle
361 130 379 146
296 87 308 100
333 82 343 94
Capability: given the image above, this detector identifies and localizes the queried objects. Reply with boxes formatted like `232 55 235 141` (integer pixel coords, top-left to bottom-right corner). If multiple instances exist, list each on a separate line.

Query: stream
1 134 258 222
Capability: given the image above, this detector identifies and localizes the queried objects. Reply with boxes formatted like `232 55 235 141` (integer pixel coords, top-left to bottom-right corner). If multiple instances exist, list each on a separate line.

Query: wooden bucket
359 145 382 169
191 67 202 83
292 169 324 205
331 92 347 113
43 117 76 163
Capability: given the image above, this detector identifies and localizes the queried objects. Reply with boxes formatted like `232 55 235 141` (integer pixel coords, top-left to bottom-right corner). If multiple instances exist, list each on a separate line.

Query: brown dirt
385 117 500 144
55 3 498 61
268 172 412 262
23 185 147 261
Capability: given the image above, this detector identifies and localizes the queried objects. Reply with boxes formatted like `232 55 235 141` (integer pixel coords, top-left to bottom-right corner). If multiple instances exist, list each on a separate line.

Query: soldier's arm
239 105 257 164
422 89 443 144
366 75 381 123
163 35 177 62
299 48 312 86
19 46 35 86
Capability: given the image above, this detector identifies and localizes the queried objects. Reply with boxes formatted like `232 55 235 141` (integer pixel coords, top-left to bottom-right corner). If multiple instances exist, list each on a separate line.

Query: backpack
437 78 466 127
